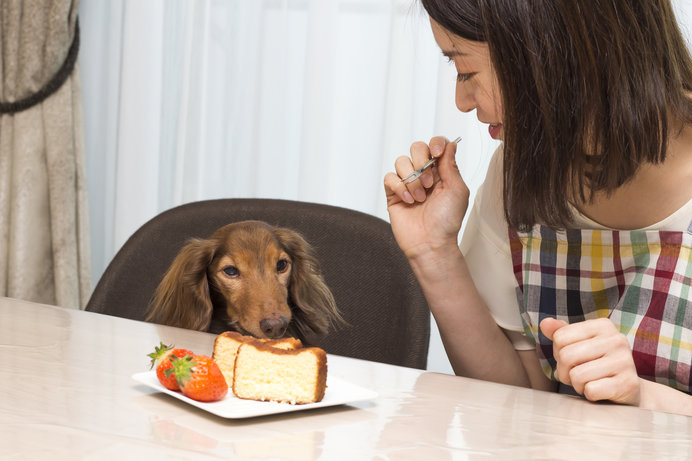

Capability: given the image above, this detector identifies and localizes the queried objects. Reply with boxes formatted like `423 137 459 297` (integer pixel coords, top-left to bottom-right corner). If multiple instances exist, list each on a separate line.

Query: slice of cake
212 331 302 388
233 341 327 404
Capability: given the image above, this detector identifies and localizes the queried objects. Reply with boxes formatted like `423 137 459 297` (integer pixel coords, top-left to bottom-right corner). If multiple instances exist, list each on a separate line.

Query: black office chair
86 198 430 369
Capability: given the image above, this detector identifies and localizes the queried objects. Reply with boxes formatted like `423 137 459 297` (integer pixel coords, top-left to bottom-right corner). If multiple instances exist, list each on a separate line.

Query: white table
1 296 690 460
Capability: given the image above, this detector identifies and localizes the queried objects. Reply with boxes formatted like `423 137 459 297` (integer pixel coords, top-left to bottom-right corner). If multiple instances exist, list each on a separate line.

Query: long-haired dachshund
145 220 344 344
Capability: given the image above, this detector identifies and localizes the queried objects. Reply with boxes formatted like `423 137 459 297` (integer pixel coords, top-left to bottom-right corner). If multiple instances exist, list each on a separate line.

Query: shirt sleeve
459 146 534 351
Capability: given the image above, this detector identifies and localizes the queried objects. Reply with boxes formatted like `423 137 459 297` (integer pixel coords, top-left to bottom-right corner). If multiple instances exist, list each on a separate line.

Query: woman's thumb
539 317 568 341
436 138 461 181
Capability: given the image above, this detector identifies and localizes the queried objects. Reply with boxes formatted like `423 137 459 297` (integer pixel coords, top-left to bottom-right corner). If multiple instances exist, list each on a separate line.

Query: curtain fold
0 0 90 309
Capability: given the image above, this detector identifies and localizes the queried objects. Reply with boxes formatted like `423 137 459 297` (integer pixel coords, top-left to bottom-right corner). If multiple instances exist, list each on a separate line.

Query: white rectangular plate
132 371 378 419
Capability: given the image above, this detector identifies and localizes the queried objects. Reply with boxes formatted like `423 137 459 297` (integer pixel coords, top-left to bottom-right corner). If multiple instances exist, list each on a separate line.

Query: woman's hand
540 317 641 406
383 136 470 260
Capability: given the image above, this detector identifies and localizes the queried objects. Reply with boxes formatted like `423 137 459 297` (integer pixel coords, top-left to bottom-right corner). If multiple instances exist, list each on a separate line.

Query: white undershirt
460 145 692 350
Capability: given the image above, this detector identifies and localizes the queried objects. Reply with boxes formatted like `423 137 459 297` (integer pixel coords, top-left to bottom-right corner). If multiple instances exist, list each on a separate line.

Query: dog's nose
259 315 289 338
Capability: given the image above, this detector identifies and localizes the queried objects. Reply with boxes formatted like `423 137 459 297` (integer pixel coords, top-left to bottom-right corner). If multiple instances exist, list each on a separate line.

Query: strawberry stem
147 341 173 369
167 354 197 387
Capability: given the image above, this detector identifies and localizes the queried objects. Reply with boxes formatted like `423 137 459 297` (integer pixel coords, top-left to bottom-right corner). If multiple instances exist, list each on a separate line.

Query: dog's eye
222 265 239 277
276 259 289 273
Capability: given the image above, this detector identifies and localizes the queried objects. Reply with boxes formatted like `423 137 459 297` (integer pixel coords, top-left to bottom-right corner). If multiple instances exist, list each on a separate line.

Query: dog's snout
259 314 289 338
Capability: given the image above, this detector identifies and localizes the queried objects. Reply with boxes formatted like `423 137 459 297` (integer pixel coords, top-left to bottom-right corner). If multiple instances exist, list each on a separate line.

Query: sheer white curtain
78 0 500 374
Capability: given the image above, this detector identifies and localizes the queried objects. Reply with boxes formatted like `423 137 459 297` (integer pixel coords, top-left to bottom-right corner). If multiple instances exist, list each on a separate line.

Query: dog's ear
272 227 345 344
145 238 216 331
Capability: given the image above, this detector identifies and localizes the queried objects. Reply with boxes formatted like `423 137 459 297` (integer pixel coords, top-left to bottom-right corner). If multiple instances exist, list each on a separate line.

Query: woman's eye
443 55 474 82
457 72 474 83
276 259 289 273
222 266 239 277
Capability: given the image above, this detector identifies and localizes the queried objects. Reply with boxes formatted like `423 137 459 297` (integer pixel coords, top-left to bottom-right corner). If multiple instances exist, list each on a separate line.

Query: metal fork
400 136 462 184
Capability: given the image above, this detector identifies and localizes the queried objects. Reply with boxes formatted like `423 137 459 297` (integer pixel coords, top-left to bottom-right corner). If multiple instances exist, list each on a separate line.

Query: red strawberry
168 354 228 402
147 342 195 391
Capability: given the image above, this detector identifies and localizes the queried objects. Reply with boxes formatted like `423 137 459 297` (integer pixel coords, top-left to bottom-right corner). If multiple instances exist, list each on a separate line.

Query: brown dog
145 220 343 344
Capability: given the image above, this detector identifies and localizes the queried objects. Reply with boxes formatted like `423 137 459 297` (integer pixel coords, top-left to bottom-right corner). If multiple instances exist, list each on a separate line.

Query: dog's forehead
215 223 286 254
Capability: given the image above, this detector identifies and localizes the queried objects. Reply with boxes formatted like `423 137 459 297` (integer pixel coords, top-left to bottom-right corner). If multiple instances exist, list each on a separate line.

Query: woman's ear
146 238 216 331
272 227 345 342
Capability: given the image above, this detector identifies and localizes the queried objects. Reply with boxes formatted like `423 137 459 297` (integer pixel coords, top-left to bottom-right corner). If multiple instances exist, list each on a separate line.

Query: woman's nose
455 85 475 113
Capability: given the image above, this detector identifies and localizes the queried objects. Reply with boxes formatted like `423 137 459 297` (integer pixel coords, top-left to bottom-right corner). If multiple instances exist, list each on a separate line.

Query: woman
384 0 692 415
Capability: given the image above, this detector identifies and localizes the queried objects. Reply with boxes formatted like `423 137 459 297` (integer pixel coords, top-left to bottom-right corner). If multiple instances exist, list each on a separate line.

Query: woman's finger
551 317 617 348
396 153 428 202
384 171 414 205
555 335 609 375
407 141 436 192
581 374 641 405
428 136 448 159
567 350 636 396
555 346 605 389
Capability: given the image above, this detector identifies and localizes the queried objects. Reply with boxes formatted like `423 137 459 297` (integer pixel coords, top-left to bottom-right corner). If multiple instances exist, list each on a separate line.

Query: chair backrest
86 198 430 369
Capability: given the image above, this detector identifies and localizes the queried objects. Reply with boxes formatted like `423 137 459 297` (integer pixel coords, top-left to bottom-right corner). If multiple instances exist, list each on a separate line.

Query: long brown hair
422 0 692 230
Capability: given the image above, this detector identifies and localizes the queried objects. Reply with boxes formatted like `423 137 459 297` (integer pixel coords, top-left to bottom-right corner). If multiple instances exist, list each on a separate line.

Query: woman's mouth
488 123 503 140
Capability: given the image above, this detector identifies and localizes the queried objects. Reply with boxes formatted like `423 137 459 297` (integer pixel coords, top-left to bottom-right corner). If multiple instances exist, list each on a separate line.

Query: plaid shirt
509 225 692 394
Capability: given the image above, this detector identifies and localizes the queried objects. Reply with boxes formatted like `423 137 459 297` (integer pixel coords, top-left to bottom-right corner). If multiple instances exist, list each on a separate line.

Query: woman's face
430 19 504 140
